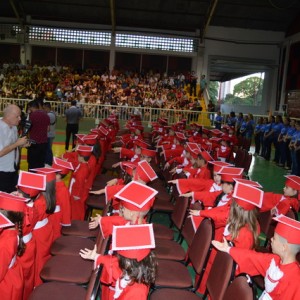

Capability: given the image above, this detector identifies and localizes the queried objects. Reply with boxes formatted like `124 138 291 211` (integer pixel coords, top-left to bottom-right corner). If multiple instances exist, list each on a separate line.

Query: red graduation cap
209 137 222 143
90 128 100 135
76 145 93 157
136 160 158 183
133 139 150 149
52 157 74 175
210 129 224 137
18 171 46 197
186 142 201 153
98 126 109 136
209 161 232 173
284 175 300 191
232 181 263 210
75 134 86 145
0 191 29 212
219 167 244 182
175 132 186 141
274 215 300 244
114 181 158 211
120 161 137 177
30 167 58 182
141 148 156 158
112 224 155 261
202 128 210 136
83 134 98 146
234 178 262 188
200 150 214 162
0 212 14 229
190 148 202 159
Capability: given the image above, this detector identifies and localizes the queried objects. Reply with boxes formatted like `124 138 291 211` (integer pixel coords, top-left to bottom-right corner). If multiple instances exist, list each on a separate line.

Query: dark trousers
27 143 48 170
65 124 79 150
254 133 261 154
0 171 18 193
45 137 54 165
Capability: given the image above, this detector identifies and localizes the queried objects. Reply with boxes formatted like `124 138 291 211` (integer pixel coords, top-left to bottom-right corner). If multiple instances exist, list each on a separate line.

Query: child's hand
89 214 101 229
212 237 230 253
79 245 97 260
164 162 170 170
89 189 104 195
112 162 120 168
107 178 118 186
180 192 192 198
189 209 200 216
168 179 178 185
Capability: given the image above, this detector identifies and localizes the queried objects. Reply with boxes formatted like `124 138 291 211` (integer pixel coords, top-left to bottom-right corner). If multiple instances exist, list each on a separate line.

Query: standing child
80 224 157 300
50 157 73 240
69 145 93 220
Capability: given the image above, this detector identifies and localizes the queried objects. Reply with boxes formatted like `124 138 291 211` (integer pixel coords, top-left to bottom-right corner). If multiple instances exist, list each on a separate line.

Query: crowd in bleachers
1 111 300 300
0 63 204 114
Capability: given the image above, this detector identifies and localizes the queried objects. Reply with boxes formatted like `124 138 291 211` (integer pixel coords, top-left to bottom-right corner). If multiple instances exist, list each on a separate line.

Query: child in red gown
80 224 157 300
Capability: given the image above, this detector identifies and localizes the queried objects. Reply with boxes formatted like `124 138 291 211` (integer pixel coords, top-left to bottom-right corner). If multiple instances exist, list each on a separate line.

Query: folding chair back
188 218 215 290
223 274 256 300
206 251 236 300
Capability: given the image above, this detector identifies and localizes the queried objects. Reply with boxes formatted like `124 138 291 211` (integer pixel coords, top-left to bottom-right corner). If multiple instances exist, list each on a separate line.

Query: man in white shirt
0 104 29 192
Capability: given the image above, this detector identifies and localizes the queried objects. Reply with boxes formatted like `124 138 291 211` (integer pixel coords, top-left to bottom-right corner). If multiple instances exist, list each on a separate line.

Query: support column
279 43 291 112
20 43 31 65
109 34 116 71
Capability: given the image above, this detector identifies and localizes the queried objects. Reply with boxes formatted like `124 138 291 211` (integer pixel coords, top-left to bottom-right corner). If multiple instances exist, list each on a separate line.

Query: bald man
0 104 29 192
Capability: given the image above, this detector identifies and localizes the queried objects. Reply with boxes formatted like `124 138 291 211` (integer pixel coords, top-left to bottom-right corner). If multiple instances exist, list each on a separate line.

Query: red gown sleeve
99 216 127 238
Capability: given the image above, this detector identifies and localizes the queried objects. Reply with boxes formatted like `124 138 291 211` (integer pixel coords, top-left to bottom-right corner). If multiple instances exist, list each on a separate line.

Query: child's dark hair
117 251 157 285
0 209 26 256
43 179 56 214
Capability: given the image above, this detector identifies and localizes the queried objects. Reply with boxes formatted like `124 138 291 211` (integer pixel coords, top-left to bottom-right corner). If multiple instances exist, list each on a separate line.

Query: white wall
202 26 285 114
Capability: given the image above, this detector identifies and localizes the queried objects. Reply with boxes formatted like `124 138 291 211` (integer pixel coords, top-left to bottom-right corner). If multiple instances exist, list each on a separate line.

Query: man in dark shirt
27 100 50 169
65 100 82 150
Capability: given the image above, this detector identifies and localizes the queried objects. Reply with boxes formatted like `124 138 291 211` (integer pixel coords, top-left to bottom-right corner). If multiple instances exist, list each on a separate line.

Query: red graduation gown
48 181 71 241
0 229 24 300
95 255 149 300
32 194 53 286
18 203 38 299
69 162 90 221
260 192 299 215
229 248 300 299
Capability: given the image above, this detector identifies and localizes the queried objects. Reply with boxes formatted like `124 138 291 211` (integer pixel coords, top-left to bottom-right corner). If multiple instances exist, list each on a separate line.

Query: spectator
0 104 29 192
43 102 56 166
199 74 207 97
214 111 223 130
207 100 216 126
65 100 82 150
27 100 50 169
190 71 198 97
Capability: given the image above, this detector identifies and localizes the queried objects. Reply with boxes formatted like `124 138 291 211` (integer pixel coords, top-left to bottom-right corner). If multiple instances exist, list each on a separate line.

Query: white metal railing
0 98 206 125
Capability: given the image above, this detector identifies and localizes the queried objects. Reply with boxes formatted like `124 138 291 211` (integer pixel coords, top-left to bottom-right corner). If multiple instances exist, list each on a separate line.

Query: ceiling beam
9 0 24 26
201 0 218 41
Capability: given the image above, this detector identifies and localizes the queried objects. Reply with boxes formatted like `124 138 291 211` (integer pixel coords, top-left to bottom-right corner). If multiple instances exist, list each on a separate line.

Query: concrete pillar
109 34 116 71
20 43 32 65
279 43 291 112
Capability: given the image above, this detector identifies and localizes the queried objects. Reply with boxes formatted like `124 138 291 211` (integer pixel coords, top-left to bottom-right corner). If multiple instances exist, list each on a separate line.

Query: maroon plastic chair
40 237 110 285
153 218 214 290
234 148 246 168
223 274 256 300
29 265 102 300
62 200 110 238
204 250 236 300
